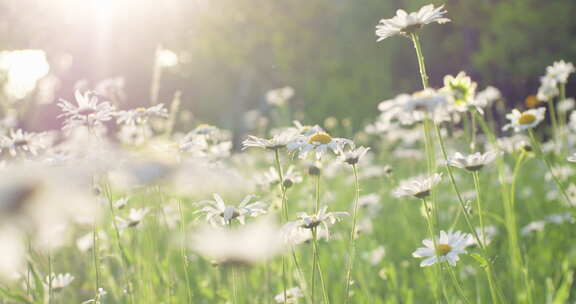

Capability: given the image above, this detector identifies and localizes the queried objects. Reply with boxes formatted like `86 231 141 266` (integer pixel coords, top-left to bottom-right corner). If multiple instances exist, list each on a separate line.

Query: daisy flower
546 60 575 84
502 108 546 132
115 104 168 126
116 208 150 229
0 129 52 157
274 287 304 303
283 206 348 241
394 173 442 199
412 230 471 267
46 273 75 292
378 89 449 125
194 194 267 227
473 86 501 109
448 151 498 171
57 91 115 131
442 72 478 112
242 130 297 150
255 166 302 189
375 4 450 41
339 146 370 165
288 131 353 160
537 76 559 101
567 153 576 163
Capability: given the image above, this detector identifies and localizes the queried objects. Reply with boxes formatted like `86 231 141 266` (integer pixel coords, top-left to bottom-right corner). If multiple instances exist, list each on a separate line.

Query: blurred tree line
1 0 575 131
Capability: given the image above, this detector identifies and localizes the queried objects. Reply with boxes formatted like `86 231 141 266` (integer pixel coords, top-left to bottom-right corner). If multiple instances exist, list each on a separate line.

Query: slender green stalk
421 198 443 304
177 200 193 303
558 83 567 140
312 228 329 304
48 253 52 304
433 123 504 303
92 222 101 301
409 32 429 89
446 265 471 304
528 129 573 206
472 172 486 247
344 165 360 303
547 98 560 152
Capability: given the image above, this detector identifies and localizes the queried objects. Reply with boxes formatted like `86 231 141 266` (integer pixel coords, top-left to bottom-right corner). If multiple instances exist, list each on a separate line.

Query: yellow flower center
135 107 146 113
308 132 332 145
518 113 536 125
436 243 452 256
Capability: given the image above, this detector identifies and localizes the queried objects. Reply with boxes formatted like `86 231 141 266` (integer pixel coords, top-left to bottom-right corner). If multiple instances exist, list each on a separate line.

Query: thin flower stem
48 253 52 304
421 198 443 304
472 172 486 246
227 222 239 304
547 99 560 152
433 123 505 303
92 222 101 301
506 151 532 302
102 181 134 304
344 165 361 303
528 129 573 205
446 265 471 304
177 200 193 304
312 228 330 304
410 32 429 89
274 149 290 220
558 83 567 141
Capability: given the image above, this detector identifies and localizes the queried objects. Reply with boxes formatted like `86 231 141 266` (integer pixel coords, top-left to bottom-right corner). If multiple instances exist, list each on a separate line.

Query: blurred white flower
0 226 25 281
274 287 304 303
156 49 179 68
0 129 53 157
116 208 150 229
363 246 386 265
412 230 471 267
546 60 575 84
0 49 50 100
266 86 294 107
502 108 546 132
375 4 449 41
537 76 559 101
474 86 501 108
558 98 575 114
521 221 546 236
46 273 74 291
190 217 285 265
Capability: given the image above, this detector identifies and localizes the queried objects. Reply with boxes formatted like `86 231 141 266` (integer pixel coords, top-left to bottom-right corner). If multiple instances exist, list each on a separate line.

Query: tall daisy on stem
503 107 574 206
339 146 369 303
376 4 505 302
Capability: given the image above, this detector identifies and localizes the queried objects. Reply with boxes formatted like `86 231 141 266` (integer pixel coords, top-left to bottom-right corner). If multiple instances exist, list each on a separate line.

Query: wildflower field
1 1 576 304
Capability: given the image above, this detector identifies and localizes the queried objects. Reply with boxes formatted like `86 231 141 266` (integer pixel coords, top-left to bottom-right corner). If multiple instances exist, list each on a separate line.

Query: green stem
528 129 573 206
434 123 505 303
344 165 360 303
92 223 101 301
547 98 560 152
410 32 429 89
177 200 193 303
312 228 329 304
48 253 52 304
446 265 471 304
